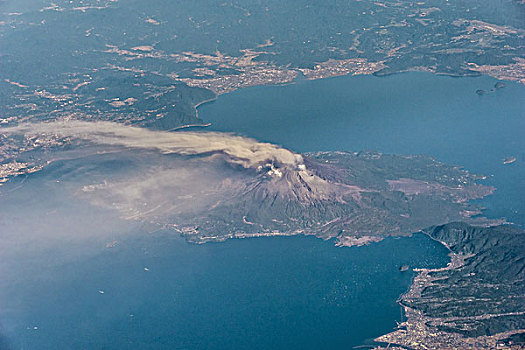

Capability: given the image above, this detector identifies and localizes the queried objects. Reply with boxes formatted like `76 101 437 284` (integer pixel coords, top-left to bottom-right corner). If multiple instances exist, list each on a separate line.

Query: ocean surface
200 72 525 226
1 71 523 349
0 227 448 349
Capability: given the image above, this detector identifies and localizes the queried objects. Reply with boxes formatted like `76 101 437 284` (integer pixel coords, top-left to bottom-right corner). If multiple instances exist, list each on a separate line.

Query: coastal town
374 224 525 350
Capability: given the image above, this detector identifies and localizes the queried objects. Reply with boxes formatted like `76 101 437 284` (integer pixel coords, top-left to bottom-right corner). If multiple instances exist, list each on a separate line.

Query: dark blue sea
0 231 448 349
1 72 523 349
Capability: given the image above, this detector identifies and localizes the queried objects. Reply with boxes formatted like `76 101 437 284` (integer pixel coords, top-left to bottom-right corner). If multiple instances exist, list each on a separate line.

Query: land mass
0 121 501 247
2 0 524 132
374 222 525 349
172 151 498 246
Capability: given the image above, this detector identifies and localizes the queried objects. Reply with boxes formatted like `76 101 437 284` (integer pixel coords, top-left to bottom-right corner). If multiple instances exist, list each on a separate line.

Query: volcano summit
2 120 497 247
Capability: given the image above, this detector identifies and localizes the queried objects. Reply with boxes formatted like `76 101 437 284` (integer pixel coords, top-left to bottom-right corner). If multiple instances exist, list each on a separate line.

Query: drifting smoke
5 120 304 170
2 119 346 241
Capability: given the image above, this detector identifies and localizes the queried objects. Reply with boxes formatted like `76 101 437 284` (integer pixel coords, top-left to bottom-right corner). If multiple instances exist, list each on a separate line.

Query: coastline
373 225 525 349
167 95 218 131
194 95 218 122
182 56 524 139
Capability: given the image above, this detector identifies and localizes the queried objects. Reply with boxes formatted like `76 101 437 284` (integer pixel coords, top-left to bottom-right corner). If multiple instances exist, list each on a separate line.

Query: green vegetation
409 223 525 337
